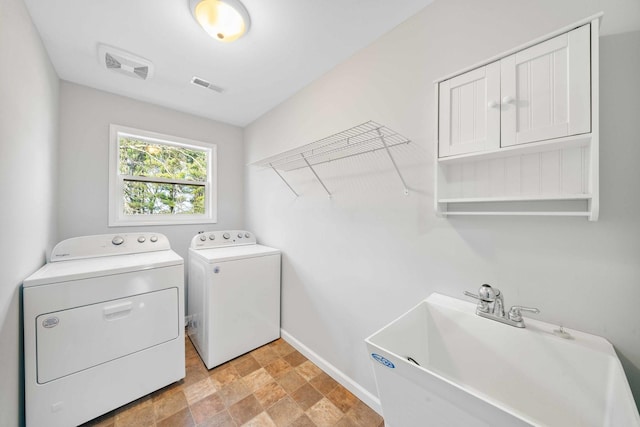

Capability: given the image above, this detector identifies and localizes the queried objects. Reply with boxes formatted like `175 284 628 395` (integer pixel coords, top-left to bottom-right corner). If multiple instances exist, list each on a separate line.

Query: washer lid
189 244 280 263
23 250 183 287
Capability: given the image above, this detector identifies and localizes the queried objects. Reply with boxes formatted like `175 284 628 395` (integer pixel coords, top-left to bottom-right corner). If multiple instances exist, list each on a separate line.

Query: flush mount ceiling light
190 0 251 42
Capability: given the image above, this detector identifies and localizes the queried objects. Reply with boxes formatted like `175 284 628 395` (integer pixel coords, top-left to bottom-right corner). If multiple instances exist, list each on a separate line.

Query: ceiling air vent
191 76 225 93
97 44 154 80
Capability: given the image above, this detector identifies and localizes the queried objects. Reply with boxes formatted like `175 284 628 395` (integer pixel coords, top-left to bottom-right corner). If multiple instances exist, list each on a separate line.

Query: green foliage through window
118 137 208 215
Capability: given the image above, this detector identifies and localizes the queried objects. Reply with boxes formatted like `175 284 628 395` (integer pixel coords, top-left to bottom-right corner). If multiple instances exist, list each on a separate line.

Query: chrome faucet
464 284 539 328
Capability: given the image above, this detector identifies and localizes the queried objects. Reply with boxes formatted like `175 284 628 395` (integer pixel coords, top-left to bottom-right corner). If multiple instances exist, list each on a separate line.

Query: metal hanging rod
252 121 411 197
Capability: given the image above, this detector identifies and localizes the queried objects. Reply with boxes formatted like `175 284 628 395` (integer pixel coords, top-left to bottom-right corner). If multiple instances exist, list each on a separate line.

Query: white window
109 124 217 226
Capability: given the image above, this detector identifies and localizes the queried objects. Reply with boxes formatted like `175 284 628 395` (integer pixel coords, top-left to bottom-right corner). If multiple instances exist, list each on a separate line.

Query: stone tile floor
81 336 384 426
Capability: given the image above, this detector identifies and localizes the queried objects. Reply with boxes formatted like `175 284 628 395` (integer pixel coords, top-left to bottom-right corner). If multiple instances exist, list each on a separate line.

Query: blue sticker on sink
371 353 395 369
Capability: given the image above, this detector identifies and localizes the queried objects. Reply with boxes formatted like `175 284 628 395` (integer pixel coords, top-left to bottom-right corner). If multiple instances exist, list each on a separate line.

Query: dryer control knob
237 233 243 238
199 235 207 242
244 233 250 238
223 233 230 239
137 236 146 243
209 234 215 240
150 235 158 242
112 236 124 246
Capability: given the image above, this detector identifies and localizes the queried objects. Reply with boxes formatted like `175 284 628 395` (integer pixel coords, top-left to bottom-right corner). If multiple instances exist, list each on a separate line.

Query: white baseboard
280 329 382 414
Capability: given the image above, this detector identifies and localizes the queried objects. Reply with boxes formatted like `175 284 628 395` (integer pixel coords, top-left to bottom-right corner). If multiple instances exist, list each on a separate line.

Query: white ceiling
23 0 433 126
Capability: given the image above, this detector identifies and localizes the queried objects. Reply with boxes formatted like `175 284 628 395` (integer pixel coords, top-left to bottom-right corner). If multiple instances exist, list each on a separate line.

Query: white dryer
188 230 281 369
23 233 185 427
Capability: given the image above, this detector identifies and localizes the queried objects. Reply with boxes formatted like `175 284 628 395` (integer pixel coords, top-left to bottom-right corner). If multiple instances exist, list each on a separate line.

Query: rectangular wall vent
190 76 225 93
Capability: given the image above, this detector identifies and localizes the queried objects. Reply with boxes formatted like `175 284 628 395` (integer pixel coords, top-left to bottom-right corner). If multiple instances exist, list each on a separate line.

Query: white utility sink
365 293 640 427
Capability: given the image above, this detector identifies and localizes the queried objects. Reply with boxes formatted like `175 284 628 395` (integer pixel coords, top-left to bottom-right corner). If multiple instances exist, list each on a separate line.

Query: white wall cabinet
439 24 591 156
435 14 601 220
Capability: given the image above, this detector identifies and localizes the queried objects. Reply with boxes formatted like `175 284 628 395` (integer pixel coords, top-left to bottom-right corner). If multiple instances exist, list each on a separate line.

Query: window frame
108 124 217 226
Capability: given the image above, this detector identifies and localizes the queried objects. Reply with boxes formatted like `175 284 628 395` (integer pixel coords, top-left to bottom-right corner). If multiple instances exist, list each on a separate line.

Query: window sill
108 216 218 227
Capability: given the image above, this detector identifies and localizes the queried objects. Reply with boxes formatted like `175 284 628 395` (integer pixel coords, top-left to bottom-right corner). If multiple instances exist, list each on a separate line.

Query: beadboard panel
441 146 589 199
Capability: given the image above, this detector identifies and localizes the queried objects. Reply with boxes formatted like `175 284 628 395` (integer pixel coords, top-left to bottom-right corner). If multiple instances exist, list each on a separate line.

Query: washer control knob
199 234 207 242
112 236 124 246
137 236 146 243
238 233 243 238
223 232 230 240
209 234 215 240
244 233 250 238
150 235 158 243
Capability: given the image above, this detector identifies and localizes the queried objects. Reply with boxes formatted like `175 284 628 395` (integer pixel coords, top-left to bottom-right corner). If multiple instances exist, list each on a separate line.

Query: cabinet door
438 61 500 157
501 24 590 147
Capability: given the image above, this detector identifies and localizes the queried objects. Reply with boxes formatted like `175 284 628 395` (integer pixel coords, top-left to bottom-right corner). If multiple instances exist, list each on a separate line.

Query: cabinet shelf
439 194 592 203
442 211 591 217
252 121 411 197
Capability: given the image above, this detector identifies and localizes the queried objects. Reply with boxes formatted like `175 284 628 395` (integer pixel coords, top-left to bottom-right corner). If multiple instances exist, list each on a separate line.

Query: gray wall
599 29 640 398
244 0 640 409
0 0 59 425
58 82 245 261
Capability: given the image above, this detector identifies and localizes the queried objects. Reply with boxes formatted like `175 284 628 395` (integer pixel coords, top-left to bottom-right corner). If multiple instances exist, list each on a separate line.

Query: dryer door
36 288 179 383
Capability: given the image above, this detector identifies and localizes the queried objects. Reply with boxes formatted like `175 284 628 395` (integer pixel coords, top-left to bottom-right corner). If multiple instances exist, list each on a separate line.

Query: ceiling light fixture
190 0 251 43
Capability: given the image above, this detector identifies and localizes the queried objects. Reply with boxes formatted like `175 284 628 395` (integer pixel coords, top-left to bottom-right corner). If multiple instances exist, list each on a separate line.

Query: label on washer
42 317 59 328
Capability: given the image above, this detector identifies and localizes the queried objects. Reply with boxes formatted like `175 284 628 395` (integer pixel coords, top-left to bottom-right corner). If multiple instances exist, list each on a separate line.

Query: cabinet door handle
487 100 500 108
502 95 515 104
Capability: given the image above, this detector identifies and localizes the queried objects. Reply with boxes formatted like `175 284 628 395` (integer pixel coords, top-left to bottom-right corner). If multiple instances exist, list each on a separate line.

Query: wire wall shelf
252 121 411 198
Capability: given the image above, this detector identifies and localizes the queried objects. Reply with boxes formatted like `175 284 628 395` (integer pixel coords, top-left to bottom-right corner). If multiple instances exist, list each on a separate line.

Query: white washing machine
23 233 185 427
188 230 281 369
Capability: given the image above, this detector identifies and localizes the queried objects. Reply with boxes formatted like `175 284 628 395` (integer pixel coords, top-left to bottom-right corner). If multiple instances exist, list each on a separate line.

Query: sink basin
365 293 640 427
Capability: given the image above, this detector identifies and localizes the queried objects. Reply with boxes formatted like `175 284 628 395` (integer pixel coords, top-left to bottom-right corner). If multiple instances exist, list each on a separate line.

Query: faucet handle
464 290 491 313
508 306 540 322
463 290 481 300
